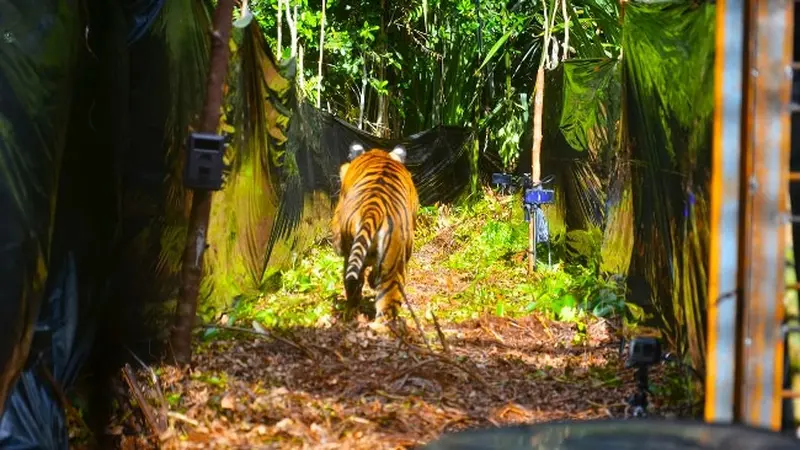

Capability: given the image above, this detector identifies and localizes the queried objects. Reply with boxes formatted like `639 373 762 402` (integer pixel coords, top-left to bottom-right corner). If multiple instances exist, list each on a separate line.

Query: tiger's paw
369 312 395 334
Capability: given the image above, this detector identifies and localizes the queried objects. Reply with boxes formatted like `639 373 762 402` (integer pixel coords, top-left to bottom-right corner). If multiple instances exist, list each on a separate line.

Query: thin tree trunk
562 0 569 61
317 0 326 108
528 0 557 273
170 0 236 366
277 0 282 58
528 64 545 274
358 59 367 129
531 66 546 180
375 0 388 137
284 1 298 58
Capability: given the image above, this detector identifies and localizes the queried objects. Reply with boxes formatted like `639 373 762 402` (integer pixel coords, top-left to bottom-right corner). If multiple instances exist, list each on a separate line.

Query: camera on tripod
622 336 663 418
625 336 662 368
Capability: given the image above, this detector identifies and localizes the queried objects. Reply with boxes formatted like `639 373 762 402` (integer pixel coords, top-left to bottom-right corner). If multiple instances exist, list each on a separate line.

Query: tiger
331 142 419 320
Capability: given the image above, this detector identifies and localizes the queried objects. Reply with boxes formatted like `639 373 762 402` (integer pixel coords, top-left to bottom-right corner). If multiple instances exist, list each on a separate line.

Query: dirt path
108 239 673 449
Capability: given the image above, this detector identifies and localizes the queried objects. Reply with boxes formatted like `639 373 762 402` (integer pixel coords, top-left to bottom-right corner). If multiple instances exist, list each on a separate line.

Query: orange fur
331 145 419 319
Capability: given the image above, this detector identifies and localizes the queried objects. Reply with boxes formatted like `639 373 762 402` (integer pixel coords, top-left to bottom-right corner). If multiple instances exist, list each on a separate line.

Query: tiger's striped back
331 144 419 319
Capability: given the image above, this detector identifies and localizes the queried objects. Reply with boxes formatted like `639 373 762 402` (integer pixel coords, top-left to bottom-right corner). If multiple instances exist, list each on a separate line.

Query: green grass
210 190 630 333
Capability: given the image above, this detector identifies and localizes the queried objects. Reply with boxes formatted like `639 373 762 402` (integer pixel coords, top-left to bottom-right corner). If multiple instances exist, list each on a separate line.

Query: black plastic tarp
0 0 83 418
621 0 715 372
0 0 168 448
498 0 714 374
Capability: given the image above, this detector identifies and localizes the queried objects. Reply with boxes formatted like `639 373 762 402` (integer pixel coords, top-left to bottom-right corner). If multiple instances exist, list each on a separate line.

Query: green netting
622 0 715 374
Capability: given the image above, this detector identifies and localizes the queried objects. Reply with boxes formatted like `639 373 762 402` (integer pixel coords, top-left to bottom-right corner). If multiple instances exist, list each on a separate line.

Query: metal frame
738 0 793 431
705 0 746 425
707 0 794 431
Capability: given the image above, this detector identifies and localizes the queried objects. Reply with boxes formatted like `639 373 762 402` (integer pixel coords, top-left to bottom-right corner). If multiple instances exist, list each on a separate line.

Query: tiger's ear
339 162 350 181
389 145 407 164
349 142 365 161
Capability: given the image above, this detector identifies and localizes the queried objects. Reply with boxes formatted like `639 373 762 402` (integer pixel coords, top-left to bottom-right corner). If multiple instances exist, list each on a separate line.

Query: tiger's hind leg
343 260 364 317
374 261 406 322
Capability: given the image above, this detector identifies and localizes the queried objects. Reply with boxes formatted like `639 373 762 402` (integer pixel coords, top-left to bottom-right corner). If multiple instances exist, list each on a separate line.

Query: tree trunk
277 0 282 58
528 64 545 274
170 0 236 366
284 1 298 58
358 58 367 129
375 0 389 137
562 0 569 61
317 0 326 108
298 44 305 96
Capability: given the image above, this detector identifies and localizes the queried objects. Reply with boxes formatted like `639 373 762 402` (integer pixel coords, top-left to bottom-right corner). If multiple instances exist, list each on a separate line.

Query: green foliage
422 193 628 325
565 226 603 272
280 246 341 298
207 245 340 331
248 0 621 157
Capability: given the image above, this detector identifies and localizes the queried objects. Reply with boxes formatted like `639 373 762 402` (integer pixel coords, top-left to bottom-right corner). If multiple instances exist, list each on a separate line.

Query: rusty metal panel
705 0 746 425
739 0 794 431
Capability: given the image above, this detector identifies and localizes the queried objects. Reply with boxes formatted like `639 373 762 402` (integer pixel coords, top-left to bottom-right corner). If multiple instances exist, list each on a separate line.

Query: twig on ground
534 315 554 339
388 322 502 400
278 328 320 360
167 411 199 427
400 285 432 351
198 323 318 360
429 309 450 353
122 363 167 436
480 322 510 348
127 347 170 416
390 358 435 382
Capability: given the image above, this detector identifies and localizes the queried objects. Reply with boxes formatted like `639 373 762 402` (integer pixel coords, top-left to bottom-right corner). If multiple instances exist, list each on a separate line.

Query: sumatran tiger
331 142 419 320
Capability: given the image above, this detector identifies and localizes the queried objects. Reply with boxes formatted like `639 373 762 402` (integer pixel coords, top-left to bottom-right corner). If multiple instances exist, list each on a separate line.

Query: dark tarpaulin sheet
291 101 475 207
559 58 621 161
0 0 162 447
0 0 84 447
622 0 714 373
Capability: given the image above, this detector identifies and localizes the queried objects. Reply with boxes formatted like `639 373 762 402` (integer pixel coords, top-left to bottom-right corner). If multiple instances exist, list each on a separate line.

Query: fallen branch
122 363 167 437
429 309 450 353
167 411 199 427
198 323 318 360
480 322 510 348
127 347 170 417
399 285 432 351
389 359 435 382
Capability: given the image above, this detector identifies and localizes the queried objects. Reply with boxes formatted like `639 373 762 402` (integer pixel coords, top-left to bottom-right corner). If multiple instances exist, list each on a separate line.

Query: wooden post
529 65 545 274
169 0 236 366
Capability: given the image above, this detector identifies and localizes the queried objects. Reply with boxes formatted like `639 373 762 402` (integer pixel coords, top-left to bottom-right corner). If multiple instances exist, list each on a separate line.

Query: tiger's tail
344 210 380 301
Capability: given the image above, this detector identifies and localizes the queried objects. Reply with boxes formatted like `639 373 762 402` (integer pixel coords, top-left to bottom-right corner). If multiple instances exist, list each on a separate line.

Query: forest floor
90 194 693 449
